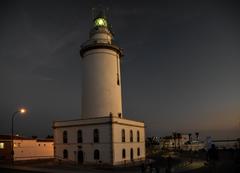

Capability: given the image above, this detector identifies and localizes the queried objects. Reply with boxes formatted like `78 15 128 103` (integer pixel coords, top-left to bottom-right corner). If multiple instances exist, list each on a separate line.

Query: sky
0 0 240 140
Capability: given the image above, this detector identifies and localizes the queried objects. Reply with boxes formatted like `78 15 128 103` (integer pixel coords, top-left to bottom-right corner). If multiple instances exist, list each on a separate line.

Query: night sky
1 0 240 139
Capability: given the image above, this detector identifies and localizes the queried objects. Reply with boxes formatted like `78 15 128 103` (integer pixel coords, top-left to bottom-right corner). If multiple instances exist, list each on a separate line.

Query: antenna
91 7 95 21
92 6 109 20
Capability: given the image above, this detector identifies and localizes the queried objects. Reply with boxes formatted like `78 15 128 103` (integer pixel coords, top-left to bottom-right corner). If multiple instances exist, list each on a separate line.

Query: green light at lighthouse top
94 18 108 27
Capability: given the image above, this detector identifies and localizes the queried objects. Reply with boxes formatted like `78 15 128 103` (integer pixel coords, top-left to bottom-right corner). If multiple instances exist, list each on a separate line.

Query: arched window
63 149 68 159
137 130 140 142
121 129 125 142
137 148 140 156
130 130 133 142
122 149 126 159
63 131 68 143
93 129 99 143
94 149 100 160
78 130 82 143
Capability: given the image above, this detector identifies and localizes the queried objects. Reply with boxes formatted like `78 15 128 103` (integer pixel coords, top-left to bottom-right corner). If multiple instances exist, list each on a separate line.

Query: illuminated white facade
53 12 145 165
13 139 54 160
0 135 53 161
54 118 145 165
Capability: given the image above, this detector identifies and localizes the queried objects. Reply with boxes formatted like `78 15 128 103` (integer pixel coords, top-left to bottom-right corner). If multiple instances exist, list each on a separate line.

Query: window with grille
78 130 82 143
122 129 125 142
63 131 68 143
122 149 126 159
137 131 140 142
93 129 99 143
130 130 133 142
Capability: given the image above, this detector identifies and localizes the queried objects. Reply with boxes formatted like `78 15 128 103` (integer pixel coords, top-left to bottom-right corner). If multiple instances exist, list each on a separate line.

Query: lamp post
11 108 27 165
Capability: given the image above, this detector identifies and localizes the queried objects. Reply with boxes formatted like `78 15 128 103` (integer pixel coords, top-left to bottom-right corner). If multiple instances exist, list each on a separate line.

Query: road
0 168 45 173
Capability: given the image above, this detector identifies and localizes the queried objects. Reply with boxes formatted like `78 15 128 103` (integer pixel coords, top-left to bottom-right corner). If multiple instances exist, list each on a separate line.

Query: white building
53 11 145 165
0 135 54 161
160 133 205 151
212 139 240 149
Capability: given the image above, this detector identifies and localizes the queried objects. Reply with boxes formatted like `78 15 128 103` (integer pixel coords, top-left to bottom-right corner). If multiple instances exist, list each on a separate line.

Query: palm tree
188 133 192 143
177 133 182 149
195 132 199 141
172 132 177 150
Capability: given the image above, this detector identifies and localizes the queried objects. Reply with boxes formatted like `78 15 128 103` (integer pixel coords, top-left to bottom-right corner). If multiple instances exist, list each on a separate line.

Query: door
130 148 133 161
78 150 84 164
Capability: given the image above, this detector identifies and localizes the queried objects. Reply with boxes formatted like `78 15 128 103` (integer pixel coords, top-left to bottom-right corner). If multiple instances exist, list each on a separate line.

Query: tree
177 133 182 149
46 135 53 139
32 135 37 139
188 133 192 143
172 132 177 150
195 132 199 141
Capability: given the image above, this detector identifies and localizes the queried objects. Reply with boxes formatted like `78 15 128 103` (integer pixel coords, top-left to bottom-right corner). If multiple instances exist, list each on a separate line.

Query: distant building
53 10 145 165
182 141 205 151
212 139 240 149
160 133 204 151
0 135 54 161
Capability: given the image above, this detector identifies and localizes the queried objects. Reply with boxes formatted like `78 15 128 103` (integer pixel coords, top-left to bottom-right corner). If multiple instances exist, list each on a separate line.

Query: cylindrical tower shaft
80 15 123 119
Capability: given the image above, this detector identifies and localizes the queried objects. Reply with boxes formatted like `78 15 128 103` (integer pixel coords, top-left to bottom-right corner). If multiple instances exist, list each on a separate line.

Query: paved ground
0 162 141 173
1 161 239 173
0 156 239 173
0 167 45 173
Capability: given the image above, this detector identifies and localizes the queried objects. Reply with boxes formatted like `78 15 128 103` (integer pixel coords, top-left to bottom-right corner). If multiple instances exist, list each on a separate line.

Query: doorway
78 150 84 164
130 148 133 161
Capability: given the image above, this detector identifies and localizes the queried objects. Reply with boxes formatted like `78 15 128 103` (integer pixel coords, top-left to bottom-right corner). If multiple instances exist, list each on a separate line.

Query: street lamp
11 108 27 164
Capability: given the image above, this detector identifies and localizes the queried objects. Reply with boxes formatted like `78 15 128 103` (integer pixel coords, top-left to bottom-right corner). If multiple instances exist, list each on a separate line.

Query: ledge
80 43 123 57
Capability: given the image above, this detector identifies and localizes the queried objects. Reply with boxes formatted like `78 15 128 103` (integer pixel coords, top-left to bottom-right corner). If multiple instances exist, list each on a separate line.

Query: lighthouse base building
53 10 145 165
53 117 145 165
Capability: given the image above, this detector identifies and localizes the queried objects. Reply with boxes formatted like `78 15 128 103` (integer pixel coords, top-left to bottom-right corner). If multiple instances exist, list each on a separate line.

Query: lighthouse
80 14 123 119
53 10 145 166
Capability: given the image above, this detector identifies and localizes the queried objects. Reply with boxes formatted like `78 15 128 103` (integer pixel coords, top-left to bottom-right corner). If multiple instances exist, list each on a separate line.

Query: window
0 142 4 149
122 149 126 159
116 57 120 86
63 149 68 159
117 74 120 85
93 129 99 143
63 131 68 143
94 149 100 160
78 130 82 143
118 113 122 118
137 131 140 142
121 129 125 142
130 130 133 142
137 148 140 156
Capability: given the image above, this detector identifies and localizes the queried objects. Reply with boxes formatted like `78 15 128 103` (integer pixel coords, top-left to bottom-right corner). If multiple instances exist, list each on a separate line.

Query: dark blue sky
1 0 240 139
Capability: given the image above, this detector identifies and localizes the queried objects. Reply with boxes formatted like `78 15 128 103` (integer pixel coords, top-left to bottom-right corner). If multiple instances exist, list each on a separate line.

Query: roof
0 135 53 142
37 139 53 142
53 116 145 129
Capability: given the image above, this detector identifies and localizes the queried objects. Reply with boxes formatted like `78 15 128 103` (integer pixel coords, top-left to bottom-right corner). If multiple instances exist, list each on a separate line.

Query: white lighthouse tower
53 10 145 166
80 12 123 119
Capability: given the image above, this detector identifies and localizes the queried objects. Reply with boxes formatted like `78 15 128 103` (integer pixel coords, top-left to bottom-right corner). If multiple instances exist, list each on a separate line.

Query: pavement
1 160 239 173
0 161 204 173
0 162 141 173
